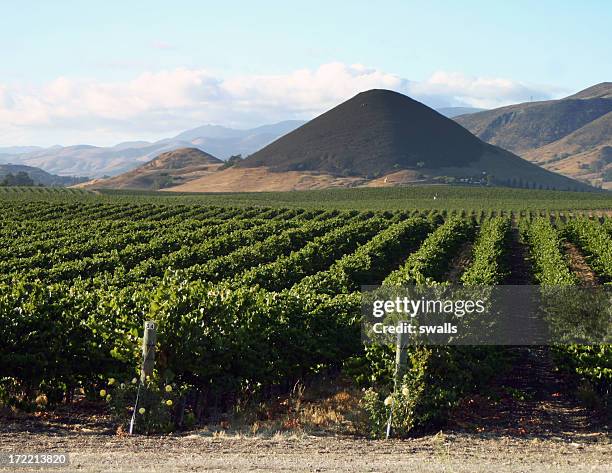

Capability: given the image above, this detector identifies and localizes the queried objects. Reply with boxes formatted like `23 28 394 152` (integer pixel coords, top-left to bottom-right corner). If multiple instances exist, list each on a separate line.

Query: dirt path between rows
447 241 473 283
449 346 609 438
504 227 533 285
563 241 600 286
442 228 609 450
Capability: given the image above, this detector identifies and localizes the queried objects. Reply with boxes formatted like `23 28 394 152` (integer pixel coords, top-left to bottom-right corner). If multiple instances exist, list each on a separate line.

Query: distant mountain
0 164 88 186
522 112 612 186
167 120 307 159
78 148 222 190
172 121 305 141
0 121 305 178
1 142 193 177
437 107 485 118
168 89 591 193
455 82 612 188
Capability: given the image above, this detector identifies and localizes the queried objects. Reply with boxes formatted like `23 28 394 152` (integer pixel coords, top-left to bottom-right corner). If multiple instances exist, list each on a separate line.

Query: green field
0 186 610 438
1 185 611 211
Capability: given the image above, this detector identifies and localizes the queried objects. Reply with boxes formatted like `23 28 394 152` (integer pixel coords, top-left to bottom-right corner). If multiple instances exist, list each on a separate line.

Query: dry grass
163 166 366 192
192 378 367 438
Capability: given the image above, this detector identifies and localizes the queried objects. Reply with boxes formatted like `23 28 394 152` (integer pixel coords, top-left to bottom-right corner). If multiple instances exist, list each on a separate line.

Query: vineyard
2 184 612 211
0 189 611 436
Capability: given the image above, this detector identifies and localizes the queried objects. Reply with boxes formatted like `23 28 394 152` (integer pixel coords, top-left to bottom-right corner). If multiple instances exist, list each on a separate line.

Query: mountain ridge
0 121 307 178
455 82 612 188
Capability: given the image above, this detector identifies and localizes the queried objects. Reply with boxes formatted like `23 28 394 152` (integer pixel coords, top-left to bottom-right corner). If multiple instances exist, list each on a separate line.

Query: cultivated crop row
1 198 610 434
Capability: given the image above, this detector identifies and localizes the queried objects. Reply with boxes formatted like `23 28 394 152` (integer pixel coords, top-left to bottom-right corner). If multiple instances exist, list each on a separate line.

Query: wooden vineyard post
395 327 409 379
386 325 408 439
141 321 157 382
130 321 157 435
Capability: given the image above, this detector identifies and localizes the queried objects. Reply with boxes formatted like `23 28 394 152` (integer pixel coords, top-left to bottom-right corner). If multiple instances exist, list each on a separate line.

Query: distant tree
589 160 604 172
0 171 35 187
152 175 174 190
16 171 34 186
220 154 244 170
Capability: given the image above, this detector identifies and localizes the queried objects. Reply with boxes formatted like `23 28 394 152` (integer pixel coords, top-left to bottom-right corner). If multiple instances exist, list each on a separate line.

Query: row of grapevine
233 217 389 291
383 216 474 285
564 218 612 281
1 195 609 435
176 215 363 283
0 206 338 284
1 217 286 283
521 218 577 285
461 217 512 285
359 217 513 437
294 216 434 295
524 218 611 413
0 204 427 415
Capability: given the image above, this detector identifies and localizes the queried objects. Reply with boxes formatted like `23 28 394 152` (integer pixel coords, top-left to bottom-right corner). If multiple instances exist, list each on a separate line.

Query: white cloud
407 71 560 109
0 64 558 146
222 62 407 113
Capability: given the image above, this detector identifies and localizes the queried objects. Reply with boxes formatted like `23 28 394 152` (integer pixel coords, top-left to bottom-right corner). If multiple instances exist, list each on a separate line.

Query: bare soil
563 241 600 286
1 363 609 473
504 227 534 285
446 241 474 283
448 347 609 438
0 425 609 473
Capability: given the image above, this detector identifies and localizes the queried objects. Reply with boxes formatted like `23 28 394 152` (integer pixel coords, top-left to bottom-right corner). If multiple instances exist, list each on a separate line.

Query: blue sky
1 0 610 146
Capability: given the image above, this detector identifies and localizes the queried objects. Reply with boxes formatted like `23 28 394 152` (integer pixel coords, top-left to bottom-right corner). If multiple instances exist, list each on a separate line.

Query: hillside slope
168 90 592 192
455 83 612 187
80 148 222 190
0 164 88 186
1 121 305 178
437 107 486 118
565 82 612 99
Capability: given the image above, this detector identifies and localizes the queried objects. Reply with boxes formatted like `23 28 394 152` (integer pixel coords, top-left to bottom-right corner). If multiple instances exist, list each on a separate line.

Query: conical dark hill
240 89 593 191
241 89 483 176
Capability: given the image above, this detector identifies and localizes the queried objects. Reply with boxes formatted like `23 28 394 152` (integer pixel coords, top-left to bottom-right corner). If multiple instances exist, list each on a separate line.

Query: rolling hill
437 107 486 118
455 83 612 188
78 148 222 190
167 89 592 193
0 164 88 186
0 121 306 178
